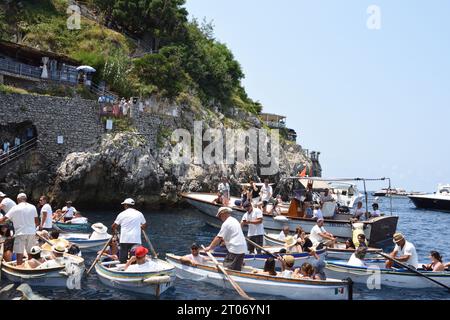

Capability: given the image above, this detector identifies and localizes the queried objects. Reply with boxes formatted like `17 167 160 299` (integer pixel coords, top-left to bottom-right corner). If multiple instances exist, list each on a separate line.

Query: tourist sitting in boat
212 192 224 205
293 262 315 279
369 203 381 219
25 246 46 269
124 246 158 272
180 243 210 267
422 251 446 272
89 223 111 240
268 195 283 216
52 209 64 222
61 201 77 222
345 238 356 250
204 207 248 271
99 235 120 262
285 236 303 253
347 246 368 267
320 188 334 205
312 204 324 221
0 223 14 262
385 233 419 269
65 211 88 224
235 186 249 208
252 257 278 276
351 201 366 222
49 243 67 265
278 255 296 278
357 234 368 248
278 225 290 241
309 219 336 249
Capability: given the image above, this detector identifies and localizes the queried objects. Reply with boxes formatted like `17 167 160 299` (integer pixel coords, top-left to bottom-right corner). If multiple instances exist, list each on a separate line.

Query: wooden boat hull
167 254 351 300
202 248 327 269
95 259 176 297
325 260 450 289
182 193 398 247
54 222 91 233
264 233 383 260
1 253 85 288
60 233 111 252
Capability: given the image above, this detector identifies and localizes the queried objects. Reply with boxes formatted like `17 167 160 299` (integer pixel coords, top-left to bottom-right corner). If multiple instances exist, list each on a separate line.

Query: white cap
121 198 135 205
0 192 6 197
30 246 41 255
17 193 27 200
216 207 232 217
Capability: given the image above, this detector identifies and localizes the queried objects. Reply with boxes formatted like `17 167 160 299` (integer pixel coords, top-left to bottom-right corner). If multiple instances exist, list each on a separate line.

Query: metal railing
0 59 78 84
0 137 38 169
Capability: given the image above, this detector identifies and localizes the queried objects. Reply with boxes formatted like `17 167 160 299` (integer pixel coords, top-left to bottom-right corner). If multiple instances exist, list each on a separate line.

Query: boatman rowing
112 198 147 263
205 207 248 271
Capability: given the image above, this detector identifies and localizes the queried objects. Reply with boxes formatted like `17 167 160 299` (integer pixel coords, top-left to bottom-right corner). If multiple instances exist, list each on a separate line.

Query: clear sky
185 0 450 192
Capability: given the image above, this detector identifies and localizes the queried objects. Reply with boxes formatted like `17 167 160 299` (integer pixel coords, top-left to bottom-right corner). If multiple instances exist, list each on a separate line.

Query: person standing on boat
0 192 16 215
304 181 314 218
248 180 260 203
385 233 419 269
218 177 230 206
241 202 264 254
369 203 381 219
260 179 273 214
112 198 147 264
38 195 53 232
205 207 248 271
0 193 39 266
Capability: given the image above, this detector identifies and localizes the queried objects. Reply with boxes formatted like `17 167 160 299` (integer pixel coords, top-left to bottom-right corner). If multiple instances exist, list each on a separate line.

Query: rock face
48 105 315 209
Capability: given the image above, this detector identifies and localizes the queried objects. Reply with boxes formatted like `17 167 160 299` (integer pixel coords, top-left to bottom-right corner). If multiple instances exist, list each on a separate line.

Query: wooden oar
86 236 113 276
378 252 450 292
201 245 254 301
245 237 280 259
141 229 157 258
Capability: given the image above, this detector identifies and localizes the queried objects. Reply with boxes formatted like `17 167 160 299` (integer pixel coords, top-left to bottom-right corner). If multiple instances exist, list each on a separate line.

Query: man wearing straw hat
112 198 147 263
385 233 419 269
205 207 248 271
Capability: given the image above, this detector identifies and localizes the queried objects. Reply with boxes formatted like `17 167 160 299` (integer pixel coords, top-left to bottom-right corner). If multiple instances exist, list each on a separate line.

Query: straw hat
285 236 297 248
91 223 108 234
393 233 405 244
52 242 67 254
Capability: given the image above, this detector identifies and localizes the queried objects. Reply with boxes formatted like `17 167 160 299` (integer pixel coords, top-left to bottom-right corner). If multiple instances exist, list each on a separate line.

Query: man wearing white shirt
278 225 290 241
260 179 273 214
218 177 230 206
386 233 419 269
112 198 147 263
38 195 53 231
62 201 76 222
0 192 16 215
352 201 366 221
241 202 264 253
205 207 247 271
0 193 39 266
369 203 382 219
347 246 368 267
309 219 336 248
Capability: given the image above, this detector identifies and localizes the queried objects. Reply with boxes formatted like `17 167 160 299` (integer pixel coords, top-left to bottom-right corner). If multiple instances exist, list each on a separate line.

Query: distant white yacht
408 184 450 212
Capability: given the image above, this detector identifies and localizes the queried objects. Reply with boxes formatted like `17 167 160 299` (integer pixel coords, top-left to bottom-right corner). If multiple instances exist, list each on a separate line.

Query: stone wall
0 93 104 162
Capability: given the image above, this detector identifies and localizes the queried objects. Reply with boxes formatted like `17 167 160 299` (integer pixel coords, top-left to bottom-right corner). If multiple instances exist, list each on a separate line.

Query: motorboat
408 184 450 212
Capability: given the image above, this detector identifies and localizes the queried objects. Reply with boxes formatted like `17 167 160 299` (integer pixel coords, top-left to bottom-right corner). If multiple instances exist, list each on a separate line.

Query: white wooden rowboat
166 253 352 300
264 233 383 260
182 192 398 247
1 251 85 288
94 257 176 297
59 233 112 252
325 260 450 289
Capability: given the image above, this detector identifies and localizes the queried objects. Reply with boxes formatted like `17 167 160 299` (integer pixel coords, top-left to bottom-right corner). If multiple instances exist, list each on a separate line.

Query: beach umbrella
76 65 96 73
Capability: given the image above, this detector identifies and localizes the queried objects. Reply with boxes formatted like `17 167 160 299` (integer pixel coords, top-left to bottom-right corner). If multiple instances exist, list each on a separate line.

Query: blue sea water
5 196 450 300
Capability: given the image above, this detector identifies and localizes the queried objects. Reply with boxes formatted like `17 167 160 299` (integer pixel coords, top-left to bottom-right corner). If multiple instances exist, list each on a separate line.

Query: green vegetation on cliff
0 0 262 115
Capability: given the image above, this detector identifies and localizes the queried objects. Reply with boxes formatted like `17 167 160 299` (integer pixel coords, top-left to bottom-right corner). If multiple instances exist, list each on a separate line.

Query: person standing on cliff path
112 198 147 263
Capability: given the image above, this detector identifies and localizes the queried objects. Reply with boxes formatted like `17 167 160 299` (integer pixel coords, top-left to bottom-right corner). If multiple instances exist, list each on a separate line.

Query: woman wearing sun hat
89 223 111 240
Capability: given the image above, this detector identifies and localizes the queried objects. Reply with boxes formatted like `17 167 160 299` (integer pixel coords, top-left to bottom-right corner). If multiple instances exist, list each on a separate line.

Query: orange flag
299 167 307 177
